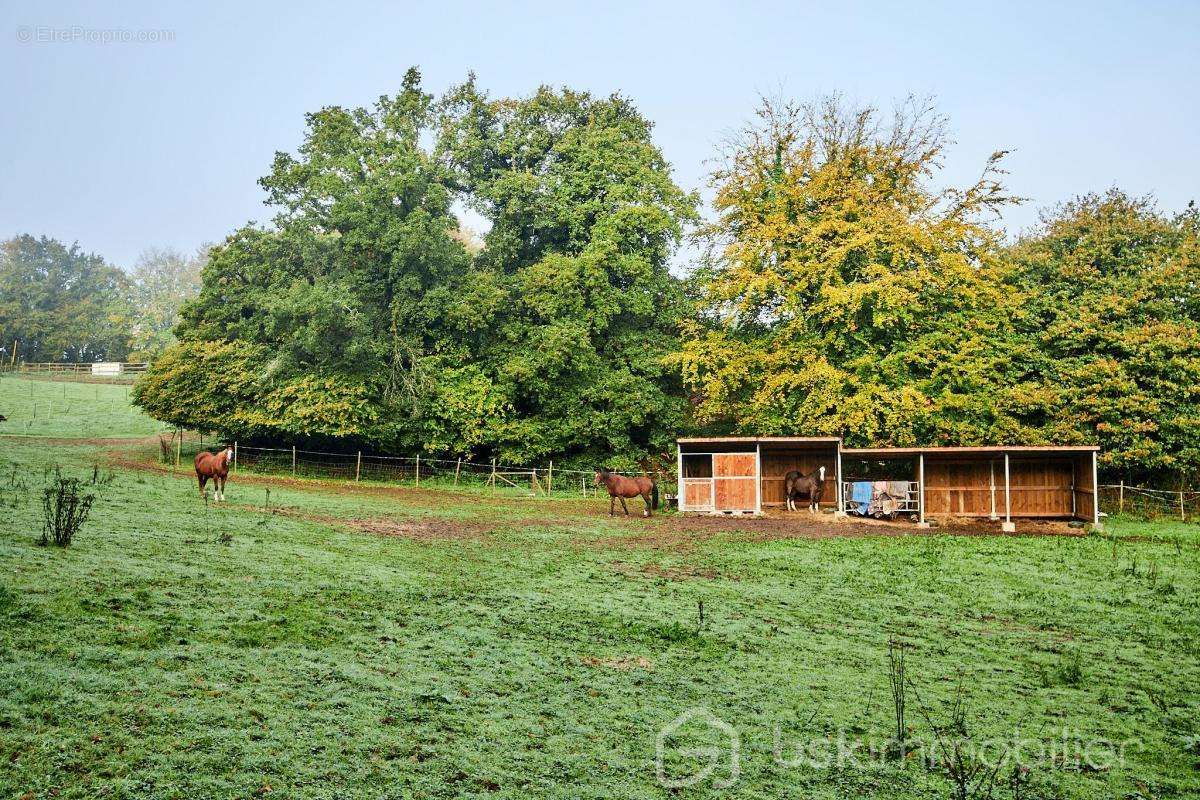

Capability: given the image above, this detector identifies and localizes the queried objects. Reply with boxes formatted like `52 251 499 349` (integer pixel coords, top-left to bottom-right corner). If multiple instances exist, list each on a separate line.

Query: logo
655 707 740 789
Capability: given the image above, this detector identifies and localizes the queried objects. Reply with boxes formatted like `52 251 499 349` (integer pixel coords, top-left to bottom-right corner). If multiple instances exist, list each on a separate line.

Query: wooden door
713 453 757 511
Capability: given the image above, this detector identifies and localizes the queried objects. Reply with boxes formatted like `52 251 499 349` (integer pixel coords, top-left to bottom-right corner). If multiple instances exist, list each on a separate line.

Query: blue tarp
850 481 873 514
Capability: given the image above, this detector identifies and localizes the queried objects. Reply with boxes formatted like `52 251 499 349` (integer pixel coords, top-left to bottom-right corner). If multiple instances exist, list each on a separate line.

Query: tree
438 79 698 463
136 69 480 451
0 235 131 363
677 95 1023 446
1002 191 1200 481
126 245 207 360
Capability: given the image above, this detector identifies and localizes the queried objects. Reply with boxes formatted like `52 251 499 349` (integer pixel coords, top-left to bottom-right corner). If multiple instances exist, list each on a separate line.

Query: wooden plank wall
760 447 838 507
923 457 1076 518
1072 453 1094 521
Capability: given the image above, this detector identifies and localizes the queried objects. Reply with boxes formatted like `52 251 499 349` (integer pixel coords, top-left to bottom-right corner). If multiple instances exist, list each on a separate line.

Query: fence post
454 458 461 487
416 455 420 488
234 441 238 473
548 460 553 495
356 451 362 482
1181 491 1186 521
175 428 181 468
491 458 496 491
292 445 297 476
1118 479 1124 513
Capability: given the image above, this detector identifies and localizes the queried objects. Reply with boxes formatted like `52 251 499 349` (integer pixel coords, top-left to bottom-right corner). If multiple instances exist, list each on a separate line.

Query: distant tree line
14 69 1200 481
0 238 205 364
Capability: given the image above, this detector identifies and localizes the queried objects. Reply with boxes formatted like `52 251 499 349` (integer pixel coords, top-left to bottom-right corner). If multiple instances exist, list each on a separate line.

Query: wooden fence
4 362 149 383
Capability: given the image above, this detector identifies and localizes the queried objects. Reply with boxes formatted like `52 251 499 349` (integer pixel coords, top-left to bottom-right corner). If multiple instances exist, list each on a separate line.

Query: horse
784 466 826 512
594 467 659 517
195 446 234 502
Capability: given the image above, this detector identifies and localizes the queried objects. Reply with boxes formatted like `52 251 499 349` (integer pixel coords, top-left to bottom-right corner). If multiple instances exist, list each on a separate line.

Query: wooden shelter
841 445 1100 529
677 437 841 515
676 437 1101 528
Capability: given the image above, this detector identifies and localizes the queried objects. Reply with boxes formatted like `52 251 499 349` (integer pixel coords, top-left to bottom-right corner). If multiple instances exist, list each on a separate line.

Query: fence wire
157 435 677 501
1099 484 1200 521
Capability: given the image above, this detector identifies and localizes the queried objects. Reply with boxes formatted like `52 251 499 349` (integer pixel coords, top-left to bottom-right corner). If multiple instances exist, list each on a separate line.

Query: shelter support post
835 445 845 517
1001 453 1015 532
916 453 928 528
755 444 762 515
1093 451 1103 530
676 445 685 513
989 460 998 520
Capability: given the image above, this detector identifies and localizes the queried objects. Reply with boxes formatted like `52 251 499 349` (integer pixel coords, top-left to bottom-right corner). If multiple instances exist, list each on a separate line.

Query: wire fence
156 434 678 501
1099 483 1200 522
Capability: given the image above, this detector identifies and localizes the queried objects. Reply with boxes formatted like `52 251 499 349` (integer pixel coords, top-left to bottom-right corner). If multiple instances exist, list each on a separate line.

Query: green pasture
0 391 1198 799
0 376 165 439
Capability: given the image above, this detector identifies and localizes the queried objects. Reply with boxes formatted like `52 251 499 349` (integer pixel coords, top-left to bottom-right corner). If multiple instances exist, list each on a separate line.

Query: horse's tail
652 480 659 510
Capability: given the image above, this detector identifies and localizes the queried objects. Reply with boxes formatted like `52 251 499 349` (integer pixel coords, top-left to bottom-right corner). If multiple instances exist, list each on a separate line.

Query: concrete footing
1001 521 1016 533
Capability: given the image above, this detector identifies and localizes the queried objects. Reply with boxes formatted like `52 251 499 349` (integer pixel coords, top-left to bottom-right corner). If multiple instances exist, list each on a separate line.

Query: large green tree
437 79 697 462
135 69 477 450
0 234 131 363
1002 191 1200 481
136 71 695 464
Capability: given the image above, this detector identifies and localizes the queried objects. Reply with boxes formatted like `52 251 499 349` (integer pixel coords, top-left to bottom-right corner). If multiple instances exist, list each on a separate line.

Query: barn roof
841 445 1099 457
677 436 842 444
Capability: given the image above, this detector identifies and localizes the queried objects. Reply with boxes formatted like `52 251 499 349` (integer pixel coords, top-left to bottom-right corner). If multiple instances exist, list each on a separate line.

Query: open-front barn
676 437 1100 529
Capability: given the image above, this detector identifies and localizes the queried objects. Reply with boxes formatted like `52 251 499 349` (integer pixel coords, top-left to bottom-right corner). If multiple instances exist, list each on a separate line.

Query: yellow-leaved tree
677 95 1030 445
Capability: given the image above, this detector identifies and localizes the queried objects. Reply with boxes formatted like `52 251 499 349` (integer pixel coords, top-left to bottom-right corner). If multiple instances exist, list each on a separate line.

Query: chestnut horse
594 467 659 517
784 466 825 512
195 447 234 502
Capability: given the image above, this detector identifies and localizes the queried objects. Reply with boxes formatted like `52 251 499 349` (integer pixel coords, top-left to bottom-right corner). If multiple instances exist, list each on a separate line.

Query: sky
2 0 1198 270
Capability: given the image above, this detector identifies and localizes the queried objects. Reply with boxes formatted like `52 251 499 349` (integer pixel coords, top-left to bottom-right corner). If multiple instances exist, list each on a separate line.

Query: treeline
0 238 205 363
97 72 1200 480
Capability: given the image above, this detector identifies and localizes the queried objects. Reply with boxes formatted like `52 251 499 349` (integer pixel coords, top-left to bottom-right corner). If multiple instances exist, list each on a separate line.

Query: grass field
0 376 165 439
1 385 1198 798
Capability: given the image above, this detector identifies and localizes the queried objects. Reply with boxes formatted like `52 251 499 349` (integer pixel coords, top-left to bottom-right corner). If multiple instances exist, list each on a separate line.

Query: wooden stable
677 437 1100 528
677 437 841 515
843 446 1100 529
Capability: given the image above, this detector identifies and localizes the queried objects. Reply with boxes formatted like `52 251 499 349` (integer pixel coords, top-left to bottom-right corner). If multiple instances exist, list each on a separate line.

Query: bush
40 472 96 547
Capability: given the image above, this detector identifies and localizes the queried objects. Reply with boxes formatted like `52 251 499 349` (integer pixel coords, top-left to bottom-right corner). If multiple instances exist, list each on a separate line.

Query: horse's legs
197 474 207 499
609 495 616 516
642 491 652 517
216 476 225 502
620 497 629 516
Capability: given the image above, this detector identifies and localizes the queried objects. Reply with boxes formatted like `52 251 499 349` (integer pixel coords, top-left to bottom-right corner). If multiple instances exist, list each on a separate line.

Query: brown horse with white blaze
785 466 826 513
594 467 659 517
195 447 234 502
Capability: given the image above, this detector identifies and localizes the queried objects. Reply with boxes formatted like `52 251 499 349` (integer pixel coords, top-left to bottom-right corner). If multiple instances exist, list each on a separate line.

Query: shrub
40 472 96 547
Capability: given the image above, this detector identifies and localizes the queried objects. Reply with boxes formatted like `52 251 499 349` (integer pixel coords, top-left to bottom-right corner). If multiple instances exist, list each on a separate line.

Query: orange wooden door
713 453 757 511
683 479 714 510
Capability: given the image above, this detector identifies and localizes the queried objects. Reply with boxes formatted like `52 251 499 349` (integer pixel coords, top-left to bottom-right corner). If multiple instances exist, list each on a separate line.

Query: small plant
913 674 1006 800
1039 648 1086 688
887 638 909 756
40 470 96 547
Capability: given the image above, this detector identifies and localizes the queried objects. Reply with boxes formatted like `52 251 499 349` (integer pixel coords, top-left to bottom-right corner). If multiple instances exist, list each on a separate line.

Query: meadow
0 379 1198 799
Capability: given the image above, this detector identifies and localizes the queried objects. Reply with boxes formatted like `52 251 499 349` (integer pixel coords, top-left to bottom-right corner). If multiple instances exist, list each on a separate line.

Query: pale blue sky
2 0 1197 269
